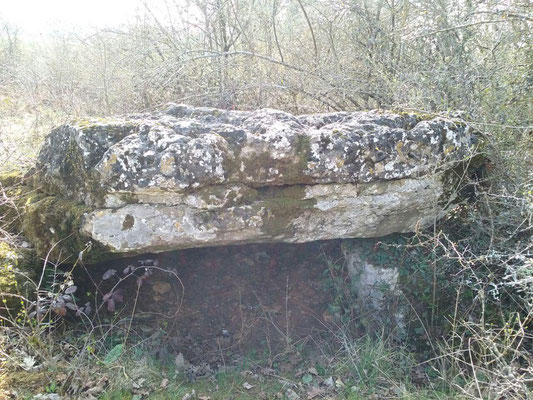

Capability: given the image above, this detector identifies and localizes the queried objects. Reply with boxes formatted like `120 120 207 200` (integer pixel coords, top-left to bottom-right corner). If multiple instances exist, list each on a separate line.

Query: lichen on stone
22 104 481 260
21 195 111 263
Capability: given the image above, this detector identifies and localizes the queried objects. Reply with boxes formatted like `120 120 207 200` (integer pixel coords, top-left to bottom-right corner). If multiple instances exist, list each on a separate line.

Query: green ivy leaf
315 364 326 376
104 343 123 364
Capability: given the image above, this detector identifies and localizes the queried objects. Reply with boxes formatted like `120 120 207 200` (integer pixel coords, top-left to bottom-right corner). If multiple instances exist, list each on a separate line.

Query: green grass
100 367 287 400
95 335 462 400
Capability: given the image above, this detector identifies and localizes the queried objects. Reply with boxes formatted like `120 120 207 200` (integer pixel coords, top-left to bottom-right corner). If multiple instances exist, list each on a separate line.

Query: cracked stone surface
30 104 478 257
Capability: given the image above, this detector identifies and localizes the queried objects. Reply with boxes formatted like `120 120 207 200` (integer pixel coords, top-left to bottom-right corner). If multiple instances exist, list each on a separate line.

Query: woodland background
0 0 532 398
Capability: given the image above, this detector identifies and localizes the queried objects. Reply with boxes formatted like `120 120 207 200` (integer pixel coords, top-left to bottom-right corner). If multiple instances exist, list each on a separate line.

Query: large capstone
27 104 479 259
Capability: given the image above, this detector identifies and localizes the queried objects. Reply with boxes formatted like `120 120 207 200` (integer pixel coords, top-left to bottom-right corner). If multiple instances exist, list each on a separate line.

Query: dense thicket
1 0 531 120
0 1 532 397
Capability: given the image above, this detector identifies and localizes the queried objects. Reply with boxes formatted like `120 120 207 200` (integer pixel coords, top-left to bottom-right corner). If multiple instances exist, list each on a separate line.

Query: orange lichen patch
160 155 176 176
444 145 456 155
101 153 118 175
396 141 405 160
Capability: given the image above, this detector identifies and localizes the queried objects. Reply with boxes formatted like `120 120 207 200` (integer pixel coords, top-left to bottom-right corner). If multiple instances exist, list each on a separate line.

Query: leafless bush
0 0 531 396
438 314 533 399
1 0 531 119
0 244 185 396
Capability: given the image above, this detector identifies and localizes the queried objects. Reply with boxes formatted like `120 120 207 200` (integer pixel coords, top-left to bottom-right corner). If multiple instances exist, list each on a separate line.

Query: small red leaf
52 305 67 316
112 293 124 303
107 299 115 312
102 269 116 280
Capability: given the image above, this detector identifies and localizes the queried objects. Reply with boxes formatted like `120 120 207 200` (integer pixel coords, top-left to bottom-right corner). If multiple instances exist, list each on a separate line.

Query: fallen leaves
306 386 325 399
21 355 37 371
182 389 196 400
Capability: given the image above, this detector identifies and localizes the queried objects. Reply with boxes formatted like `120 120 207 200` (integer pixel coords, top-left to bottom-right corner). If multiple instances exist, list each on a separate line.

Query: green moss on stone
21 196 111 263
341 234 408 266
394 110 437 122
0 171 34 234
46 133 107 205
222 132 313 186
0 241 39 317
0 171 23 187
295 134 311 170
75 117 133 132
258 185 316 237
37 119 139 206
118 192 140 204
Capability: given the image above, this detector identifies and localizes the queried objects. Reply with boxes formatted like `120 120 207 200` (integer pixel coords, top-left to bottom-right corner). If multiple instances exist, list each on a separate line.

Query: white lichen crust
34 104 478 255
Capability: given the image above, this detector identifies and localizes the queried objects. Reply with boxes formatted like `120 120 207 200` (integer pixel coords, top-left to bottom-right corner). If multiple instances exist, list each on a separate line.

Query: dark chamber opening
73 240 345 368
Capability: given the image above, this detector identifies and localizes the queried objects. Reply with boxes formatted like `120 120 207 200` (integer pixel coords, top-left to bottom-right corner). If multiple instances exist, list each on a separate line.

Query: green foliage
0 242 38 319
44 380 57 394
321 253 355 326
0 242 20 311
104 343 124 364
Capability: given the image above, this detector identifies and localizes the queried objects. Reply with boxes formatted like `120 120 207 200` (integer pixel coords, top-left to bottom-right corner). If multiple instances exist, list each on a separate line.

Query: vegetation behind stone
0 1 531 398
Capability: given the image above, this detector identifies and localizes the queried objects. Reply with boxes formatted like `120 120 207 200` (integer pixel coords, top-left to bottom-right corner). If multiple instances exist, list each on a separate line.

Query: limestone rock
28 104 479 259
342 236 406 334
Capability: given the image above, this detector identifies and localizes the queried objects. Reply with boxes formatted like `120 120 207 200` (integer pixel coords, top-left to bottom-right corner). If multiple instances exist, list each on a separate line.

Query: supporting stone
342 237 407 336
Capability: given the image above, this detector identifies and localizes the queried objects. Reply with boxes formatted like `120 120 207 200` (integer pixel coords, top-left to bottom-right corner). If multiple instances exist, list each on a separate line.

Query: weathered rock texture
342 237 407 333
27 104 478 259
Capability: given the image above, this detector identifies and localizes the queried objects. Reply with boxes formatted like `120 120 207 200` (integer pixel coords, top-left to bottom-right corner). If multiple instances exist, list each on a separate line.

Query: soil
79 240 346 368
